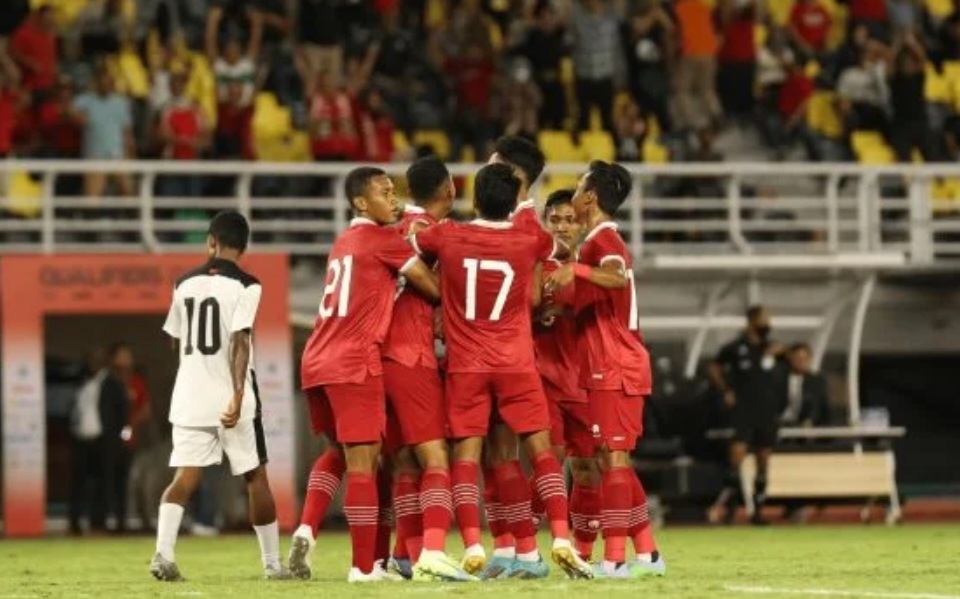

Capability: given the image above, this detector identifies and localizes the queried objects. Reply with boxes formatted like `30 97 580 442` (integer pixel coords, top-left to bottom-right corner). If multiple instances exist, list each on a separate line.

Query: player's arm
401 258 440 303
221 284 262 428
530 262 544 308
545 259 628 292
221 329 250 429
162 287 182 356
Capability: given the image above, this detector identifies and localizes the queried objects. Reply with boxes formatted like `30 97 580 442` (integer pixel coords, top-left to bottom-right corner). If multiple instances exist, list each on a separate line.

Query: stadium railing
0 160 958 262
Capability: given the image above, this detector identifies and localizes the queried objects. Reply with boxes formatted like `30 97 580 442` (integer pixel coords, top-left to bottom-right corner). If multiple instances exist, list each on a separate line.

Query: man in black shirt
296 0 343 94
708 305 785 525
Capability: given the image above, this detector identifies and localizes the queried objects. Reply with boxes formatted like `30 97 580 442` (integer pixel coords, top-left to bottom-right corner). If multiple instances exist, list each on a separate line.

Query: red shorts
306 376 386 444
445 371 550 439
588 389 644 452
544 380 595 458
383 402 404 455
383 360 447 446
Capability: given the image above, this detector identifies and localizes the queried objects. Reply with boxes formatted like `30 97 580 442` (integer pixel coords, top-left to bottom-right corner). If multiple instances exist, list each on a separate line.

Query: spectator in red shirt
846 0 889 41
789 0 833 61
158 72 209 198
8 6 57 100
0 76 22 158
776 56 820 160
717 0 759 121
215 81 253 160
446 42 496 160
309 70 360 161
356 87 397 163
110 342 152 533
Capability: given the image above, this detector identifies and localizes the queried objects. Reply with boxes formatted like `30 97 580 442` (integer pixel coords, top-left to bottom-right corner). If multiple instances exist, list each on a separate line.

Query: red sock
529 476 545 526
483 466 513 547
628 469 657 555
420 467 452 553
494 460 537 550
392 471 422 560
531 451 570 540
344 472 378 573
451 460 482 548
375 468 393 563
300 448 345 537
570 481 601 560
601 467 633 563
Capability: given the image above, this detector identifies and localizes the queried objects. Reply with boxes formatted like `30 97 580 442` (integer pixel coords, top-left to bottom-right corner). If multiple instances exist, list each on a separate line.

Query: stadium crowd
3 0 960 176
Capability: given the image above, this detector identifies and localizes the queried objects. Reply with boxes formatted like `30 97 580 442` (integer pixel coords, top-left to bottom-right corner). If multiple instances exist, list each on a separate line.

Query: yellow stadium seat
927 0 954 19
184 53 217 126
942 61 960 83
579 131 615 161
538 130 582 162
412 130 451 160
642 139 670 163
767 0 795 26
5 171 42 218
392 131 410 155
559 58 575 86
805 60 821 79
253 101 292 141
807 91 843 139
540 175 580 200
113 49 150 99
926 65 952 104
755 24 768 49
851 131 894 164
932 179 960 214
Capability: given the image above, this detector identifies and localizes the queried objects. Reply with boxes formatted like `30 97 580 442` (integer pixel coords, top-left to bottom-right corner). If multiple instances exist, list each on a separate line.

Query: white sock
293 523 315 543
253 521 281 570
156 503 184 562
603 559 620 570
636 552 654 563
492 547 515 559
517 550 539 563
465 544 486 558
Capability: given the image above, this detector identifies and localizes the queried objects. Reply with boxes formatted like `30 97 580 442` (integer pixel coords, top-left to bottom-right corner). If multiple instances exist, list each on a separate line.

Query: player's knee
242 464 270 487
570 458 600 486
416 440 449 470
521 430 552 456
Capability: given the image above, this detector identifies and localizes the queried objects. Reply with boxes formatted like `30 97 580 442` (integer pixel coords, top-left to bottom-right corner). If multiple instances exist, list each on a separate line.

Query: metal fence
1 160 959 265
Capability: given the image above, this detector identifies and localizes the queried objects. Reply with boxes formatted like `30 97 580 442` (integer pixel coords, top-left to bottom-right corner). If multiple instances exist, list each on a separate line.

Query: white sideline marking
725 585 960 599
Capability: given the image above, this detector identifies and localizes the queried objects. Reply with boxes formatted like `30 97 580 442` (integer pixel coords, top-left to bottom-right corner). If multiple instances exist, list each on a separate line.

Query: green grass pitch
2 525 959 598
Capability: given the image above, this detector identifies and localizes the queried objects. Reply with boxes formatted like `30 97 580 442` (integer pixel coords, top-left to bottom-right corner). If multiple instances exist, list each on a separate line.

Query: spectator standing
613 96 647 160
108 343 150 533
75 0 128 57
356 86 397 162
836 41 891 135
716 0 760 122
0 73 22 159
788 0 833 62
622 0 674 132
445 42 496 160
308 70 360 161
513 1 569 129
0 0 30 86
496 56 543 139
565 0 624 132
775 55 820 160
72 68 135 199
158 71 210 197
8 5 57 103
257 0 296 104
296 0 344 94
673 0 722 133
888 35 931 161
707 306 786 526
887 0 923 38
38 78 83 195
69 348 130 535
215 80 254 160
206 0 263 64
845 0 890 41
213 38 258 108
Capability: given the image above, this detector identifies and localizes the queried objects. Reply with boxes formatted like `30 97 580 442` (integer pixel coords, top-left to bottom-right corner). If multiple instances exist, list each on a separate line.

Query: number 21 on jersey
319 256 354 318
627 270 639 331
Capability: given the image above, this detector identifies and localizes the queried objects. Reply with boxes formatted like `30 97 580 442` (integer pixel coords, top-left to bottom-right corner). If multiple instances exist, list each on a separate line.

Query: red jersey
511 198 541 233
301 218 418 388
535 259 586 402
789 2 831 51
10 18 56 91
382 205 438 368
161 100 205 160
574 221 652 395
413 219 555 373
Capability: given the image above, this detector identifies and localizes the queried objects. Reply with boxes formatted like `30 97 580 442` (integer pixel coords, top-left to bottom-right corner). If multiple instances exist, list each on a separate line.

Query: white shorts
169 418 268 476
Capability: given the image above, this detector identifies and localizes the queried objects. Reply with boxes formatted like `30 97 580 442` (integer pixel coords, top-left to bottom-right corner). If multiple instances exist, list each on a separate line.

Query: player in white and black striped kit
150 211 291 581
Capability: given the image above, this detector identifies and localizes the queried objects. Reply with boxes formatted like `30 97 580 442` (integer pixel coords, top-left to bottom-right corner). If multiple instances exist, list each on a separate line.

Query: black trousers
576 77 615 132
69 437 115 532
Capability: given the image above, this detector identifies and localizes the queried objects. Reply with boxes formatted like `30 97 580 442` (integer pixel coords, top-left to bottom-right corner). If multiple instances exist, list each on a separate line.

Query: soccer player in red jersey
546 161 666 578
291 167 440 583
478 135 549 577
535 189 603 562
379 157 475 581
412 163 593 581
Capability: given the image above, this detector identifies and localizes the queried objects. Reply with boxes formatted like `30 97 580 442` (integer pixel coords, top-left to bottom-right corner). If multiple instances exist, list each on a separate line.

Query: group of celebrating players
149 135 665 584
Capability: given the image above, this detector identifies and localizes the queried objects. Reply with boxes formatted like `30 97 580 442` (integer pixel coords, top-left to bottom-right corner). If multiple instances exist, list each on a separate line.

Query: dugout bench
707 426 906 525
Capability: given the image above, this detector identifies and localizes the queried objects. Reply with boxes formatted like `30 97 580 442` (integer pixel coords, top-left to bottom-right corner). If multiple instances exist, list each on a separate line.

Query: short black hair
344 166 387 204
406 156 449 204
584 160 632 216
474 163 520 221
790 342 811 354
107 341 130 359
746 305 766 322
494 135 545 187
544 188 574 216
208 210 250 252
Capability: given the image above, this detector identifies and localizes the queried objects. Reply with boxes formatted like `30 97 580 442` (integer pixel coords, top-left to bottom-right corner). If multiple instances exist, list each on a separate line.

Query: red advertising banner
1 254 296 536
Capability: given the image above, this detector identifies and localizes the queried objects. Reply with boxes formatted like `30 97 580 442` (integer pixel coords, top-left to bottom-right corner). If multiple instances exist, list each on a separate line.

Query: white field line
725 585 960 599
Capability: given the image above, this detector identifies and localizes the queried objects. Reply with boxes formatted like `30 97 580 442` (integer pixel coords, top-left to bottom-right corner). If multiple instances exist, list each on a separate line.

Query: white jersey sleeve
162 287 181 338
231 284 262 333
